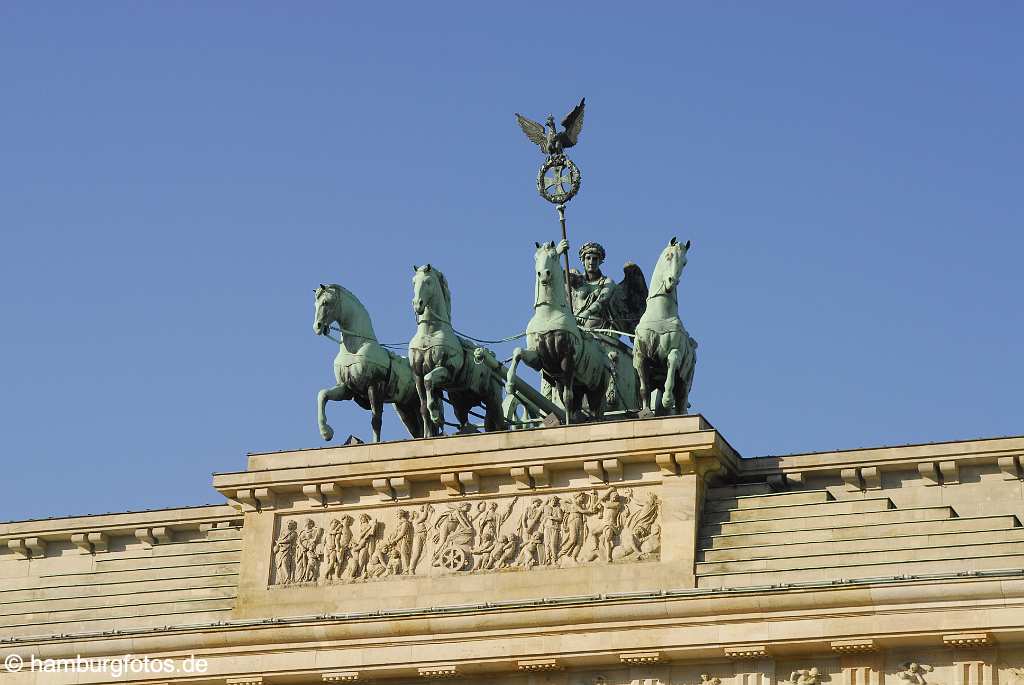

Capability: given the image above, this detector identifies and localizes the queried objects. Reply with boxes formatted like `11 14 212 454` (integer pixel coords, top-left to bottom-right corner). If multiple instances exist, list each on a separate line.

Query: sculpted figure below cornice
270 487 661 585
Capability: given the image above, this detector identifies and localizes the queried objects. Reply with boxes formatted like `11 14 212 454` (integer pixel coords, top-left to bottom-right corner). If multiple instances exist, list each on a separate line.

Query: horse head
313 283 340 336
650 237 691 298
532 241 568 309
412 264 452 322
533 241 560 288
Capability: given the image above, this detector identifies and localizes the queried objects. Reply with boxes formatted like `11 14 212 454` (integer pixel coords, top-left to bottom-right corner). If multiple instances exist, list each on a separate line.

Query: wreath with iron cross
536 154 581 205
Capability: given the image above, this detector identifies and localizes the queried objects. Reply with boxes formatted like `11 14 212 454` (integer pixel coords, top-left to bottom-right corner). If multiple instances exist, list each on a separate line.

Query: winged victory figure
516 98 586 157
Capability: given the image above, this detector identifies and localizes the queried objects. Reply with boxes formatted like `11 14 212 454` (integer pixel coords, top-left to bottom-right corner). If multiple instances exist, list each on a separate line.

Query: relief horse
313 284 423 442
507 242 614 424
409 264 506 436
632 238 698 415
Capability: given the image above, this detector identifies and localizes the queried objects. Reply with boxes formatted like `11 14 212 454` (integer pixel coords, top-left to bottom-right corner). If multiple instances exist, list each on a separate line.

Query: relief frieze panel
269 486 661 585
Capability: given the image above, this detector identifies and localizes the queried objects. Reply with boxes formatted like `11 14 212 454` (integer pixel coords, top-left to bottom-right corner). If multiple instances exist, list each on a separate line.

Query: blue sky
1 3 1021 521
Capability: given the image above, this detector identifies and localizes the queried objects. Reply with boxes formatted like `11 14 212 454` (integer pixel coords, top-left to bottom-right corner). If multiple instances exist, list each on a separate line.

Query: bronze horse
409 265 506 436
506 242 614 423
313 284 423 442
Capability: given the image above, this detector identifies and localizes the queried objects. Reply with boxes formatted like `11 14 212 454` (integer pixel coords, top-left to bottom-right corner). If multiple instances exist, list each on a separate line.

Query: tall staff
515 98 586 314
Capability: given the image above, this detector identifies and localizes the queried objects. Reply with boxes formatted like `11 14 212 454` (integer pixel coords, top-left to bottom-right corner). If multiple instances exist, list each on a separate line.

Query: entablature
739 434 1024 487
0 504 241 558
213 415 737 509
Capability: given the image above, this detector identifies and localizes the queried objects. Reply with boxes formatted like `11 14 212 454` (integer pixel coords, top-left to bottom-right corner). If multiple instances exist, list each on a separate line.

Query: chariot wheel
440 546 470 571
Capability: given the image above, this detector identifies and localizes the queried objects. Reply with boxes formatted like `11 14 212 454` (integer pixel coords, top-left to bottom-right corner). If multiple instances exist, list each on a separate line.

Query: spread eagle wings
515 113 547 151
515 98 586 152
618 261 649 335
561 97 585 147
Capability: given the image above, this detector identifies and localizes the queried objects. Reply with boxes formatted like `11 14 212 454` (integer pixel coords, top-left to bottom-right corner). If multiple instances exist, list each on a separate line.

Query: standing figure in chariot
551 238 646 413
557 239 633 337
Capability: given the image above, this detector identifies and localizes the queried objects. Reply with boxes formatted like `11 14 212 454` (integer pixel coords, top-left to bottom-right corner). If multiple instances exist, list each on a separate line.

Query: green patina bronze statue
313 284 423 442
556 239 646 415
558 239 649 336
307 99 699 441
409 265 507 436
506 242 617 424
633 238 698 415
515 98 585 159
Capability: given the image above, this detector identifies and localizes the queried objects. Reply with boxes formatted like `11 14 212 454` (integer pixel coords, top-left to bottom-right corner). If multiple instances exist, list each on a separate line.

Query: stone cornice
740 434 1024 478
214 421 1024 503
241 415 721 468
213 416 739 501
0 504 239 546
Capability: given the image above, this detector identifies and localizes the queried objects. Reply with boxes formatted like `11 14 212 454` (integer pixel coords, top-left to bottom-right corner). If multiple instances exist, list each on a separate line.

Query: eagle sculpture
515 98 586 157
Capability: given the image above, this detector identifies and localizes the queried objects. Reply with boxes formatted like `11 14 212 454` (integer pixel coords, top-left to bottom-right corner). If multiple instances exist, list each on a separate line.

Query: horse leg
633 345 651 413
448 390 474 433
679 342 697 413
674 371 689 415
413 368 434 437
663 348 682 414
317 383 353 441
507 347 541 394
423 366 451 427
485 385 507 432
395 398 425 439
367 383 385 443
558 336 578 424
586 383 605 422
560 374 577 424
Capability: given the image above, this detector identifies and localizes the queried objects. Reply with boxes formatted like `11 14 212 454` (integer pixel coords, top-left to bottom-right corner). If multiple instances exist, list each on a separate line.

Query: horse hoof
320 425 334 441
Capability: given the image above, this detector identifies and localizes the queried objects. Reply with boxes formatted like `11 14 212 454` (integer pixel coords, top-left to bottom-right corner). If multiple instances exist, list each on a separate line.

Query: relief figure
409 503 434 573
323 516 353 581
484 533 519 569
898 664 934 685
273 520 299 584
519 498 543 541
614 491 660 560
387 509 414 574
560 490 596 561
350 513 379 579
294 518 323 583
269 485 660 586
542 496 565 565
589 487 627 563
367 541 402 578
516 531 544 569
788 669 821 685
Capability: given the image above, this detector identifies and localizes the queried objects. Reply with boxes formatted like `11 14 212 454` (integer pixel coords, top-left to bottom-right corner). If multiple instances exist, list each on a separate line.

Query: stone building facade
1 416 1023 684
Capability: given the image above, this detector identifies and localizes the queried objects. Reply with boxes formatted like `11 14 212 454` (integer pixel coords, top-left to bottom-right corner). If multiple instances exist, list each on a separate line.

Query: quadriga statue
313 284 423 442
632 238 698 415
